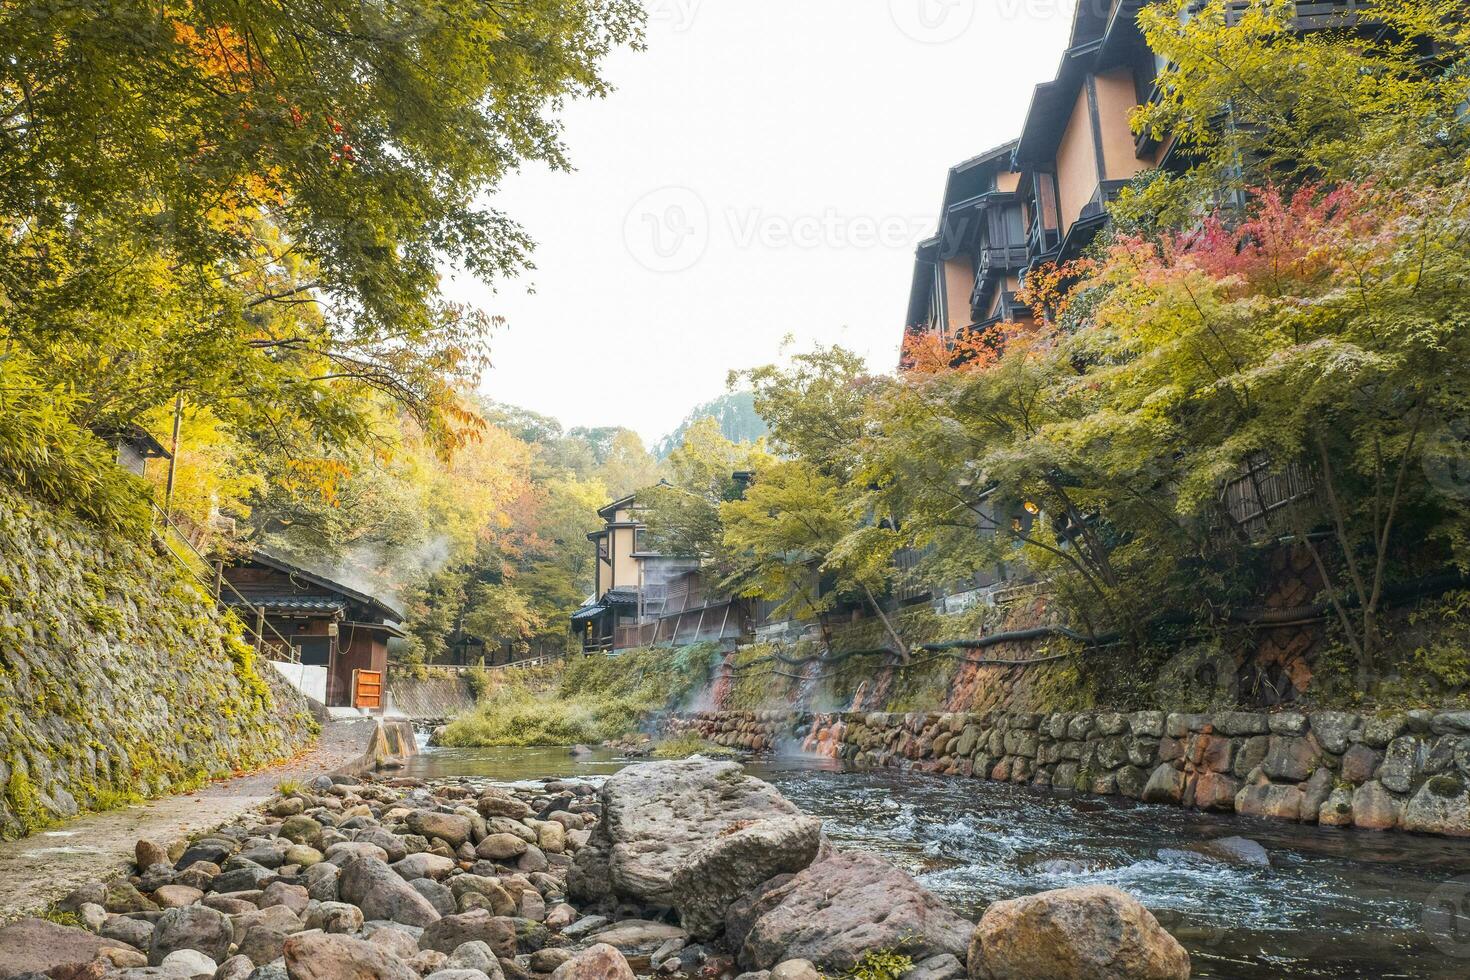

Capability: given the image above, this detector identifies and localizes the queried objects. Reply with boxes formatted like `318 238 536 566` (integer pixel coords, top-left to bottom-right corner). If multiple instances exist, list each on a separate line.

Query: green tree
1 0 644 528
641 417 770 568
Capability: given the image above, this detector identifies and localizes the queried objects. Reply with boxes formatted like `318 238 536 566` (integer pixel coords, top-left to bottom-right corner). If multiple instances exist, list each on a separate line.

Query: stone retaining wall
668 707 1470 837
0 488 318 839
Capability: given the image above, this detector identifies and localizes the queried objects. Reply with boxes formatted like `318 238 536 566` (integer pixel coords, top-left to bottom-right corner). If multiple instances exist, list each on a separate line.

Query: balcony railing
972 244 1030 310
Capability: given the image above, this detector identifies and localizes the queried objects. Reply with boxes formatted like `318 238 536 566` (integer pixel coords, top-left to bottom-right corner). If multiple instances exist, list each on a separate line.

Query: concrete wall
270 661 328 707
386 671 477 722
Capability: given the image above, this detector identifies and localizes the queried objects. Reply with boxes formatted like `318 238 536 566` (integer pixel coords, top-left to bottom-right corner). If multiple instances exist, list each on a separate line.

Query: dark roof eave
235 551 405 624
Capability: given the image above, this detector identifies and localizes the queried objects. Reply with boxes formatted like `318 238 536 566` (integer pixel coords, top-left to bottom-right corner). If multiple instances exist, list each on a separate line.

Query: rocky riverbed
0 758 1192 980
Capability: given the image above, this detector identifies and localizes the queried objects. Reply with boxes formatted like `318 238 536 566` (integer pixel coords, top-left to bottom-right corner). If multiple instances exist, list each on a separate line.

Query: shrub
651 734 736 759
438 643 721 747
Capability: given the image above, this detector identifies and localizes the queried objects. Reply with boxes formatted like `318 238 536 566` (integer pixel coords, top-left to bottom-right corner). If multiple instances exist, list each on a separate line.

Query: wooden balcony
1186 0 1371 29
971 244 1029 311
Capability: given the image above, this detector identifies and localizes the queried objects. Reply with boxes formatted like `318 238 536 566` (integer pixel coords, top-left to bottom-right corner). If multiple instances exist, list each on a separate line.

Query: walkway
0 718 379 921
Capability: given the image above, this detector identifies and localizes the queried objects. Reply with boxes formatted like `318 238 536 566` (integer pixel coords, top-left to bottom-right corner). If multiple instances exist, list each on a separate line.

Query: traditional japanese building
905 0 1373 358
571 489 747 653
221 551 404 708
903 140 1030 363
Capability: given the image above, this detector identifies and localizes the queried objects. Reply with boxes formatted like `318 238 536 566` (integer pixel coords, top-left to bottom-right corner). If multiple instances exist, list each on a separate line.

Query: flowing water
406 744 1470 979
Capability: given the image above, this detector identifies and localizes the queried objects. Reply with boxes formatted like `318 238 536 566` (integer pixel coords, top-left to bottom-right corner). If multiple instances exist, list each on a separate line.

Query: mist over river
406 743 1470 979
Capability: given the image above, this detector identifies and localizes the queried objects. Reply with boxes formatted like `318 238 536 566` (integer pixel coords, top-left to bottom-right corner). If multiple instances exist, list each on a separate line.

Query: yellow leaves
169 17 267 92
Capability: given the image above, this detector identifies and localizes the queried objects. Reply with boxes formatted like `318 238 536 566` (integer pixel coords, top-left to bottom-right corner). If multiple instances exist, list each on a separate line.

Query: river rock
768 959 822 980
414 878 459 916
449 940 505 977
149 906 232 965
408 811 475 849
282 932 418 980
395 853 457 881
159 948 217 976
1319 787 1354 826
586 920 687 952
259 881 310 915
0 917 142 978
305 901 366 934
136 840 170 871
1377 736 1424 794
1183 836 1269 867
1400 775 1470 836
449 876 516 916
1352 781 1402 830
670 815 824 940
237 924 289 965
107 880 160 913
418 911 517 957
102 916 156 951
1262 736 1317 782
1235 781 1303 821
153 885 204 909
738 852 972 971
968 885 1189 980
339 855 443 927
903 953 965 980
549 943 635 980
479 790 535 820
1141 765 1185 805
478 834 529 862
571 760 802 908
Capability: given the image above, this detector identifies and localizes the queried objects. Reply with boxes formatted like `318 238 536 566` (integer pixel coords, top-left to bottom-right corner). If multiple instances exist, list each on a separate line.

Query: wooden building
905 0 1375 362
572 490 744 653
904 140 1031 362
221 552 404 708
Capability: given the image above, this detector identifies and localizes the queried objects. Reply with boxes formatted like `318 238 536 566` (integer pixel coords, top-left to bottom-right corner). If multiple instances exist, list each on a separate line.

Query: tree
722 349 913 657
653 391 769 458
593 429 664 498
1 0 644 531
640 418 770 571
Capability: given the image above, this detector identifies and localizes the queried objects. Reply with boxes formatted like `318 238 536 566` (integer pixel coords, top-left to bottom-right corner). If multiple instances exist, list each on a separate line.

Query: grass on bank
437 643 721 747
651 734 737 759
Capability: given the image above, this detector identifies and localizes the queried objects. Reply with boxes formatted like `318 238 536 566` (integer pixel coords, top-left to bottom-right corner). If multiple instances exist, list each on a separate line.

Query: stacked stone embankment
671 707 1470 837
0 487 317 838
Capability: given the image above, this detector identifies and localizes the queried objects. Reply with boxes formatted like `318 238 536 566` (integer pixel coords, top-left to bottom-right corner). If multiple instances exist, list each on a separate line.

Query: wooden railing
148 503 300 663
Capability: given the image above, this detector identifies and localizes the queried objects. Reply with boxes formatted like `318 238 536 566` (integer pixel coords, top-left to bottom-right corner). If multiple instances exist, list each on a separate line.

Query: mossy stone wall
0 487 317 839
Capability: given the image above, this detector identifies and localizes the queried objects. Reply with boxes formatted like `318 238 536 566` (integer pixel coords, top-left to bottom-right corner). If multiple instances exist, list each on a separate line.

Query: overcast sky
447 0 1079 444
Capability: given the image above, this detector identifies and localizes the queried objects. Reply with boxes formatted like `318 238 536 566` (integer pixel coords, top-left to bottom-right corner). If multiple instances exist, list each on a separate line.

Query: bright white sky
446 0 1079 444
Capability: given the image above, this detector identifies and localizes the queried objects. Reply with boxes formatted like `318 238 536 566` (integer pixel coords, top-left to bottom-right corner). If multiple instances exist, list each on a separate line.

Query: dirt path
0 718 380 921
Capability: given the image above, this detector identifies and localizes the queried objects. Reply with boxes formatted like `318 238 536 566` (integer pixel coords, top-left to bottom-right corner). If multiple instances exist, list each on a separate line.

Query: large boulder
670 815 823 940
283 932 418 980
967 885 1190 980
0 917 140 979
339 855 443 927
738 852 972 971
570 759 803 908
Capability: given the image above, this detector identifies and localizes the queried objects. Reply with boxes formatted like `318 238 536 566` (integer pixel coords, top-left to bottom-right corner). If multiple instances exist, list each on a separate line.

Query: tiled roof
222 595 346 614
603 587 640 605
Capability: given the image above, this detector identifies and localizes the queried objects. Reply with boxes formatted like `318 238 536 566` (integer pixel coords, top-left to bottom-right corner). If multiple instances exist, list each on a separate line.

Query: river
405 743 1470 979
